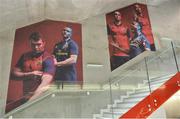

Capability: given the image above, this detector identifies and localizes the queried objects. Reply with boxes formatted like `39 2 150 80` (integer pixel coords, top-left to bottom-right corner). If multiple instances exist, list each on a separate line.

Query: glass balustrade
5 81 112 118
4 40 180 119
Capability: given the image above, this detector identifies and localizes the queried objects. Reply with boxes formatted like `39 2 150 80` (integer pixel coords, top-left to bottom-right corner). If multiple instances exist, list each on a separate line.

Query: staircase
93 74 174 119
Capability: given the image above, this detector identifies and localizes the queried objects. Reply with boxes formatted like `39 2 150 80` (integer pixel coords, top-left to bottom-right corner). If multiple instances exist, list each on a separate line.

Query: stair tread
103 109 127 113
94 74 175 119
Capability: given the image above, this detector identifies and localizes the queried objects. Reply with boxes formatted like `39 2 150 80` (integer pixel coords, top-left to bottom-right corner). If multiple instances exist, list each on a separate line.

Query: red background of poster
6 20 83 110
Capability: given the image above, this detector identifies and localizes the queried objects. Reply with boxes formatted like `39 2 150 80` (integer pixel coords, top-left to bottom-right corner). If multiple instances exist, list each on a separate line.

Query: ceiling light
161 37 172 41
86 63 104 67
87 91 90 95
51 93 56 98
8 116 13 119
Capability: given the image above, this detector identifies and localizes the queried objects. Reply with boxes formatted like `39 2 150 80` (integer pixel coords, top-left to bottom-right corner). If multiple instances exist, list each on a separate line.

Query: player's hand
110 42 119 48
145 48 151 51
53 57 58 66
31 71 43 76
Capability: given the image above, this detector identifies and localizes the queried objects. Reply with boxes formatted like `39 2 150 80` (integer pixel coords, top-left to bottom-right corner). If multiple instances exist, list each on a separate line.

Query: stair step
112 106 130 110
136 88 151 93
144 74 173 84
103 111 124 118
127 82 165 102
134 88 150 94
148 78 169 86
137 82 162 91
96 115 120 119
116 102 136 108
123 96 144 102
138 81 166 92
103 108 127 113
129 91 149 98
94 74 175 119
135 86 149 91
95 117 113 119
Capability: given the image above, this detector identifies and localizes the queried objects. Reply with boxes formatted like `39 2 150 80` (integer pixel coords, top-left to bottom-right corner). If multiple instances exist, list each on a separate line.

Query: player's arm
107 24 116 43
55 54 77 67
29 57 55 101
13 54 43 78
29 73 53 101
13 67 43 77
110 42 129 54
143 39 151 51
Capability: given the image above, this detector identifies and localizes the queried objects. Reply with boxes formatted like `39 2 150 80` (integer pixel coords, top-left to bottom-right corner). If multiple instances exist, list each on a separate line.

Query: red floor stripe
120 72 180 119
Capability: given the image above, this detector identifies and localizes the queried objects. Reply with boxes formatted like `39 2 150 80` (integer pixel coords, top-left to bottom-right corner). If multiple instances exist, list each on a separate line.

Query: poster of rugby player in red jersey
106 3 155 71
6 20 82 113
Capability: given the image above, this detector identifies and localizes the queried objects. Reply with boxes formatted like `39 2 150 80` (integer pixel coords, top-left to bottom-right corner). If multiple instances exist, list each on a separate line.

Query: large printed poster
106 3 155 71
6 20 82 113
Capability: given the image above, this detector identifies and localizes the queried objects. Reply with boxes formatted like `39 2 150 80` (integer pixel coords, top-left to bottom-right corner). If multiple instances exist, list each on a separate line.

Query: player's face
30 39 45 53
133 13 138 21
114 11 122 21
135 5 142 15
62 27 72 39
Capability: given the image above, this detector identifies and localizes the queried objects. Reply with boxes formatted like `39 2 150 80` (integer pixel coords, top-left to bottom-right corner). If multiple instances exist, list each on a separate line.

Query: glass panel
146 47 177 92
173 41 180 72
110 60 151 119
5 41 180 119
5 81 112 119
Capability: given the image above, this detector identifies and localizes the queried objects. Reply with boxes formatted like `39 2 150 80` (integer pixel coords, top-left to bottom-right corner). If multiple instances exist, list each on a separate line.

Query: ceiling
0 0 173 32
45 0 169 22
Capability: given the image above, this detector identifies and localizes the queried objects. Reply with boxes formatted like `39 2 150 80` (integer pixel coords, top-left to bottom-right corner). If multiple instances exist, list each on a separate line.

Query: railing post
57 81 60 89
62 82 64 90
109 78 114 119
171 41 179 72
144 57 152 93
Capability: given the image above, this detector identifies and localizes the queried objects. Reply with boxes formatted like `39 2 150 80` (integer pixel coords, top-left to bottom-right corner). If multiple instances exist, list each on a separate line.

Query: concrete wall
10 91 111 118
80 14 111 83
9 89 128 118
147 0 180 42
0 0 45 32
0 0 180 118
0 0 45 116
45 0 137 22
163 90 180 118
0 29 15 117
